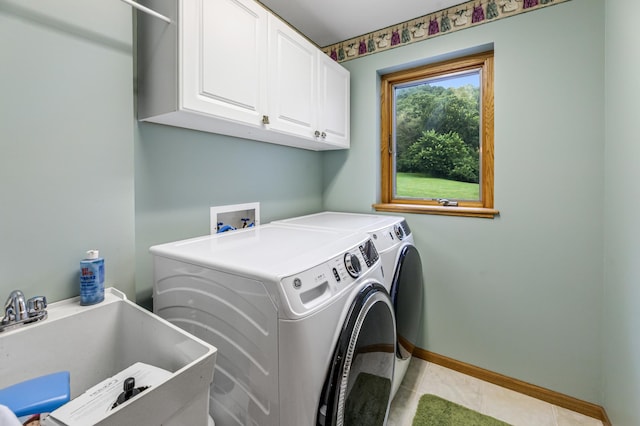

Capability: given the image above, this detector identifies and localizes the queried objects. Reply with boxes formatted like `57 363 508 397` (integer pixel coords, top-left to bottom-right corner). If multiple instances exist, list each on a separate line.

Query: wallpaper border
322 0 571 62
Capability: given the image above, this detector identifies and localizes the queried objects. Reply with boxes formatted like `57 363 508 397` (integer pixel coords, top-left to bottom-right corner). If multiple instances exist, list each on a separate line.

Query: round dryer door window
391 245 424 360
317 282 395 426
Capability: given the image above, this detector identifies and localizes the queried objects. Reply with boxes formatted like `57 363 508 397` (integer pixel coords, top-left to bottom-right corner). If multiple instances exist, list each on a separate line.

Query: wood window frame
374 51 499 219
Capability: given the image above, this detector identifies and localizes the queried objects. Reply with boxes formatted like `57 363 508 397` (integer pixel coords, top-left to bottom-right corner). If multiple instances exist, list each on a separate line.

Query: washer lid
274 212 412 260
149 224 370 280
273 211 403 233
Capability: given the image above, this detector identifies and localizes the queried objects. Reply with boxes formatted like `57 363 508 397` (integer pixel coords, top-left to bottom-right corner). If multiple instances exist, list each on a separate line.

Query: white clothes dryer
272 212 424 400
150 224 396 426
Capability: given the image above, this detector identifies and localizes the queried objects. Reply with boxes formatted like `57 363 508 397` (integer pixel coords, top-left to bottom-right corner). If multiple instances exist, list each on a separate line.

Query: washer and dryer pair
150 212 423 426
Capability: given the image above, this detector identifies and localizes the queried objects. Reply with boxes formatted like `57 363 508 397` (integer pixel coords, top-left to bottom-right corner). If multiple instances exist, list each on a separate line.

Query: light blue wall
4 0 635 418
0 1 135 301
134 124 324 307
603 0 640 424
325 0 605 404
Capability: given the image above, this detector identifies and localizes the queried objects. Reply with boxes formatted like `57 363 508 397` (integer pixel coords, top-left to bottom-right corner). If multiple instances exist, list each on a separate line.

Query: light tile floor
388 358 603 426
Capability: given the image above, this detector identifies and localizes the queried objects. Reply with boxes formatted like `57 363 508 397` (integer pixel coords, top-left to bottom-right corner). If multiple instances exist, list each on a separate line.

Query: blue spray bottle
80 250 105 305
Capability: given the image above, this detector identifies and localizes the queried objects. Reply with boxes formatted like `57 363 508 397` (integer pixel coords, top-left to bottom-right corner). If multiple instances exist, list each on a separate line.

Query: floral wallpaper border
322 0 571 62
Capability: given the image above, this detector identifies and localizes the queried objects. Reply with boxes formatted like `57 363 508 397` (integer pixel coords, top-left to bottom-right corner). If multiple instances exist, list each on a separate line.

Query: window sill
373 203 500 219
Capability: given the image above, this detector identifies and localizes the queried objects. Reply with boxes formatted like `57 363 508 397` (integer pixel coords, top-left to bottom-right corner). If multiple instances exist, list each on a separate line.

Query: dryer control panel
367 219 412 254
280 239 382 318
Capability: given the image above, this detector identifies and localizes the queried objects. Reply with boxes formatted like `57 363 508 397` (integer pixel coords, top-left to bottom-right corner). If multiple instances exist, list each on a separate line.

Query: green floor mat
344 372 391 426
412 394 511 426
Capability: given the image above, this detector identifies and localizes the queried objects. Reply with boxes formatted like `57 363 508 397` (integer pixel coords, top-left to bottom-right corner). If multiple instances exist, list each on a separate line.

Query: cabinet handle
262 115 270 125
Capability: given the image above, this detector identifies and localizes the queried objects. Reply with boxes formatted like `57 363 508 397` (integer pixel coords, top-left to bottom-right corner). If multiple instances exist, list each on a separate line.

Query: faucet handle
1 305 16 324
27 296 47 316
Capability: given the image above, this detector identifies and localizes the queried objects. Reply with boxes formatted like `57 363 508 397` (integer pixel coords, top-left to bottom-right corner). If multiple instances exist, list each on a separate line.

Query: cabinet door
318 54 350 148
267 15 317 139
181 0 268 126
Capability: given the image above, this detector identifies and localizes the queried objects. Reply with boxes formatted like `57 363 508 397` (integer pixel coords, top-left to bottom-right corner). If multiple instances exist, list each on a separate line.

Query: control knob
394 224 405 240
344 252 362 278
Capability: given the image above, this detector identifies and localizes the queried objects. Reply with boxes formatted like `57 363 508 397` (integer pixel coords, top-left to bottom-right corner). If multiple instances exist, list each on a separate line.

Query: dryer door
316 282 395 426
391 245 424 360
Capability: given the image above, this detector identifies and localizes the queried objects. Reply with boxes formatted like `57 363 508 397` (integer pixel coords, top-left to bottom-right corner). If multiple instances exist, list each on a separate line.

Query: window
374 51 498 219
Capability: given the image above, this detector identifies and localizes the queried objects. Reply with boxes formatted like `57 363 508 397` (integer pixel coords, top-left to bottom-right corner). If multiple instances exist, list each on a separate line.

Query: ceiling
258 0 467 47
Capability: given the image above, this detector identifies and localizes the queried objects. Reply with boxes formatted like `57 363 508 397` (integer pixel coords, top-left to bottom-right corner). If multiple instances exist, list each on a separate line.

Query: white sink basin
0 288 217 425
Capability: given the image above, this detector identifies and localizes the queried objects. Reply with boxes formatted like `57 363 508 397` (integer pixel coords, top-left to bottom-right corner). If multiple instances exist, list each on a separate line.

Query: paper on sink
48 362 171 425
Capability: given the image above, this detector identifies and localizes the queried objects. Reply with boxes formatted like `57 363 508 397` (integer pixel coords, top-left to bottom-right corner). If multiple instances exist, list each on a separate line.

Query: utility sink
0 288 217 425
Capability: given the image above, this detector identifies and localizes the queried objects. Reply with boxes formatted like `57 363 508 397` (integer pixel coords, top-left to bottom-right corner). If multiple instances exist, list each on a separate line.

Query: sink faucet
0 290 47 332
4 290 27 322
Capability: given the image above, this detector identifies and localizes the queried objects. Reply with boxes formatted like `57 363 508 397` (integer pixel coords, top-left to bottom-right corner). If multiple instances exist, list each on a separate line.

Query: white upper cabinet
267 16 350 149
137 0 350 151
181 0 267 126
267 16 317 142
318 53 350 148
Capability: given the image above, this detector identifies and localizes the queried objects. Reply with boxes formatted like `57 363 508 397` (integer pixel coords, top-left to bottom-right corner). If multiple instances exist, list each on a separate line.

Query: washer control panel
359 238 379 267
280 238 381 317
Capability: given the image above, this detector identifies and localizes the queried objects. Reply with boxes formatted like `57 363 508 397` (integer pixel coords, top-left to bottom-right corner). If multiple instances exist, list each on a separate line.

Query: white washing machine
150 224 396 426
272 212 424 400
